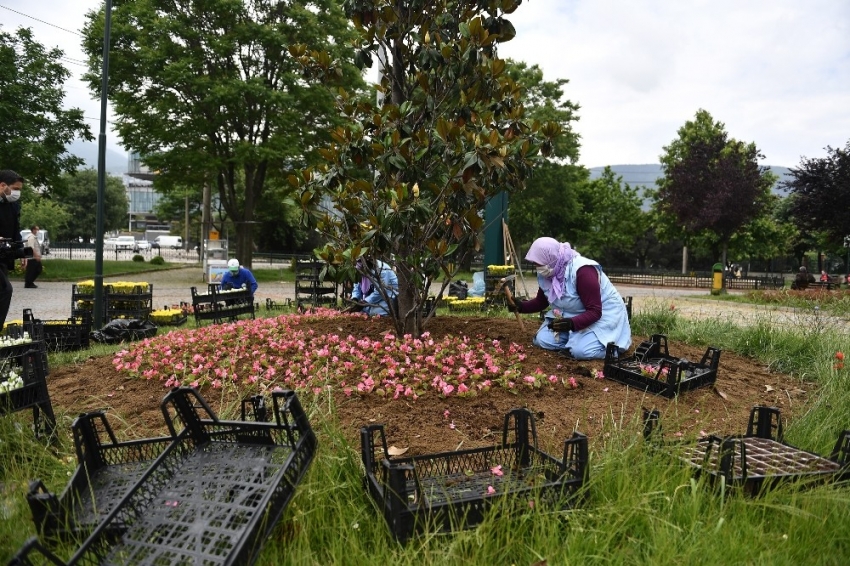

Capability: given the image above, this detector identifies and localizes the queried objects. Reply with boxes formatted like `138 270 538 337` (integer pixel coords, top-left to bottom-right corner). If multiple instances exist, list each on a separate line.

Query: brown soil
47 315 812 455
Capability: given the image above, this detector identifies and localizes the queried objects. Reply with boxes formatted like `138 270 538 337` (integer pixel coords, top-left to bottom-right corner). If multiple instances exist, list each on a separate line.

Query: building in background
125 152 167 233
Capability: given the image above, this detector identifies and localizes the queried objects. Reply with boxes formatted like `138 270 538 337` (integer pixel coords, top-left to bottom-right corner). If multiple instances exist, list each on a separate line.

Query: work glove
505 301 520 313
548 317 573 332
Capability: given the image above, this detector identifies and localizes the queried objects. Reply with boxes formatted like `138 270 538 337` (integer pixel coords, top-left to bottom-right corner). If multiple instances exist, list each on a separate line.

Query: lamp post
844 235 850 284
93 0 113 329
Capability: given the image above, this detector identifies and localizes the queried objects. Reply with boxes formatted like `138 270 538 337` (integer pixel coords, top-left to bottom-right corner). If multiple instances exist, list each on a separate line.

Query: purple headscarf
525 237 578 302
356 260 371 295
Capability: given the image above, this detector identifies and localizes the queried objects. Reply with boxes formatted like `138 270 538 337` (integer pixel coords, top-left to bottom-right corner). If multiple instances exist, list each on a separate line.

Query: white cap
227 258 239 271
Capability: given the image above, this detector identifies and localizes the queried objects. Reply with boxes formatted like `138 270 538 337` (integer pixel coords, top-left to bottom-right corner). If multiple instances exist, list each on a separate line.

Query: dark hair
0 170 24 185
30 225 38 232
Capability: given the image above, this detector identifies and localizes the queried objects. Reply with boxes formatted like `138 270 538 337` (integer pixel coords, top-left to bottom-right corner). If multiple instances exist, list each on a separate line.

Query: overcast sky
2 0 848 168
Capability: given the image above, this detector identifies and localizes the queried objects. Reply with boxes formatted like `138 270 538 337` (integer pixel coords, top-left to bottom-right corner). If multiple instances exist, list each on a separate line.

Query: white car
104 236 138 251
135 240 152 252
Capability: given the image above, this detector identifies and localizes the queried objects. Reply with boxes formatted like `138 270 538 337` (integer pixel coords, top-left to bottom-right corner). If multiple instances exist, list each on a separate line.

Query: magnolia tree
291 0 559 336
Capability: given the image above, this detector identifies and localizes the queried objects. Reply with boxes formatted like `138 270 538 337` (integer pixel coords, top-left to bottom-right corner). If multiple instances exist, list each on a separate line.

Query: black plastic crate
644 406 850 495
0 346 55 438
105 284 153 322
27 413 175 541
604 334 721 398
361 409 588 542
18 387 316 566
191 285 255 325
3 309 45 344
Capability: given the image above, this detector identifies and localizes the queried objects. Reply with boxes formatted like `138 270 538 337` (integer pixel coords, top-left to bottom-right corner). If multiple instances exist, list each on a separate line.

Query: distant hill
68 140 127 174
588 164 794 209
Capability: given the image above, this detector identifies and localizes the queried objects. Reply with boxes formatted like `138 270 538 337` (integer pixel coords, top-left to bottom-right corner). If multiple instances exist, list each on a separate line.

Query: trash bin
711 262 725 295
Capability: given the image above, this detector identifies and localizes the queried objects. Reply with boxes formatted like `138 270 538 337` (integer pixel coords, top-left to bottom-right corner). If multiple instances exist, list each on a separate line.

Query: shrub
149 255 166 265
132 254 145 262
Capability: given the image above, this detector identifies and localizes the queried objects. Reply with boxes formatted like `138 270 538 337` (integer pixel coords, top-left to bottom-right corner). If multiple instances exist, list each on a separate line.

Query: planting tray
644 406 850 495
361 409 588 542
0 345 55 438
191 284 255 325
17 387 317 566
604 334 720 398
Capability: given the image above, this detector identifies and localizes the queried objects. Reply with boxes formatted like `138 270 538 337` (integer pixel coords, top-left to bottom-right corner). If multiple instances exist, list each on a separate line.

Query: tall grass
3 305 850 564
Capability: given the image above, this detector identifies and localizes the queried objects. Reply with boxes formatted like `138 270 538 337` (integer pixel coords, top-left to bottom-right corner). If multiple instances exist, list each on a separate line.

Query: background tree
294 0 560 335
783 141 850 247
19 187 72 240
654 109 774 269
0 27 92 191
55 169 128 241
81 0 363 267
572 167 645 261
503 60 584 251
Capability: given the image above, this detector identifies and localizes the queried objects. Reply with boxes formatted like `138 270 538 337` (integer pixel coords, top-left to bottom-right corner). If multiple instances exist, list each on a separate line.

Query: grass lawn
2 303 850 564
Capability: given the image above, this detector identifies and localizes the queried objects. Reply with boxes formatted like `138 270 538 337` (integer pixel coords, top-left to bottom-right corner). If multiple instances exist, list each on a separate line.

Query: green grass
9 259 182 281
3 306 850 564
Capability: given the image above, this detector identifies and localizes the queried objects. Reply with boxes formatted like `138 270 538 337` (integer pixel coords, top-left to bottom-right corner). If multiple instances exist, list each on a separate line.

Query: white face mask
5 190 20 202
536 265 554 278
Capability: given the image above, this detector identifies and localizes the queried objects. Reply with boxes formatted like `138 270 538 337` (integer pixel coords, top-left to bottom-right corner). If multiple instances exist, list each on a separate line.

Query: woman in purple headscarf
506 237 631 359
349 257 399 317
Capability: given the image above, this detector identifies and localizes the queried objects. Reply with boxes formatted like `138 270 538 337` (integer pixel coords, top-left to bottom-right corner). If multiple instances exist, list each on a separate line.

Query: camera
0 238 33 261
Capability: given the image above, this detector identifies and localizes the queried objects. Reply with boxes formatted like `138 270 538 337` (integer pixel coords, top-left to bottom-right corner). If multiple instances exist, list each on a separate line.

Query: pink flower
449 421 456 430
568 377 578 389
603 387 609 392
490 465 503 477
487 485 496 495
595 370 604 380
443 409 450 419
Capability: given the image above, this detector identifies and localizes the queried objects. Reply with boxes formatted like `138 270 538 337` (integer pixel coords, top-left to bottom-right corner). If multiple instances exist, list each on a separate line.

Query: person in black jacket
0 169 24 328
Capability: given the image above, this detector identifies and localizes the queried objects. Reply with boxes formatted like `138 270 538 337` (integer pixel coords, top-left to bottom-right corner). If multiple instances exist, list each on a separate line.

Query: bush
149 255 166 265
132 254 145 262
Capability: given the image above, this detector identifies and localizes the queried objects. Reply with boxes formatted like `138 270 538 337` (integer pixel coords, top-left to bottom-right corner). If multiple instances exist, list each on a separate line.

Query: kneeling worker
347 257 398 317
506 237 631 360
219 258 258 299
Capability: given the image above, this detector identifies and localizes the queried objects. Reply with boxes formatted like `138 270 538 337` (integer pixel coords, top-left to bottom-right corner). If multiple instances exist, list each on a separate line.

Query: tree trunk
235 222 254 269
681 245 688 274
393 261 421 336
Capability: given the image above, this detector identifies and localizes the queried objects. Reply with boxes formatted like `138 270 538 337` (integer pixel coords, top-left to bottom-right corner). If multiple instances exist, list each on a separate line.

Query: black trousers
0 264 12 327
25 259 42 285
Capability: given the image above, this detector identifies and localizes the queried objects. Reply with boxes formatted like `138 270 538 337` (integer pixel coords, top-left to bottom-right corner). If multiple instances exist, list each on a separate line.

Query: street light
844 235 850 282
93 0 114 328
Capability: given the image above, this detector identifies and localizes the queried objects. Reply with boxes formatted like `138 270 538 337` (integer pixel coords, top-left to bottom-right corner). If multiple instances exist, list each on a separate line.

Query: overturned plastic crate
604 334 721 398
0 342 55 438
644 406 850 495
361 409 588 542
17 387 317 566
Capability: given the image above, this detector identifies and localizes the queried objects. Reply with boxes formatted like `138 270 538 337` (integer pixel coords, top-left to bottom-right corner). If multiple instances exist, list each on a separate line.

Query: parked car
136 240 152 252
104 235 138 252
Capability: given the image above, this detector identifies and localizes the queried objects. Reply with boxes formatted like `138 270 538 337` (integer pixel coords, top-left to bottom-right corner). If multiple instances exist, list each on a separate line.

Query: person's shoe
25 284 38 288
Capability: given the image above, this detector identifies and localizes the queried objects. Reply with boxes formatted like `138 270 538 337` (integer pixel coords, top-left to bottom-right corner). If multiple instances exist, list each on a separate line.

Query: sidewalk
8 267 297 322
7 270 848 335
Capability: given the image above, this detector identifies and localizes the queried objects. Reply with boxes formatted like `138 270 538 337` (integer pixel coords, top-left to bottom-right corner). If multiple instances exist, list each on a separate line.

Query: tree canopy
293 0 561 335
782 141 850 245
0 27 92 191
55 169 129 241
654 109 775 266
81 0 364 266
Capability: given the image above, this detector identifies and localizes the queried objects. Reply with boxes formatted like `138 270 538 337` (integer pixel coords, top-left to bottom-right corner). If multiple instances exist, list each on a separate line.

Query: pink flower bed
112 310 573 399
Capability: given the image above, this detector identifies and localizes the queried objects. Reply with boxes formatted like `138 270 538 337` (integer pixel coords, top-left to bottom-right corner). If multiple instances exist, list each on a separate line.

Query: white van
154 235 183 249
20 229 50 255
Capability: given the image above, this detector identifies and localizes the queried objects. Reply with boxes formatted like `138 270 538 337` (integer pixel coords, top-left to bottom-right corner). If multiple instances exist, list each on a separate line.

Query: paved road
7 268 848 335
